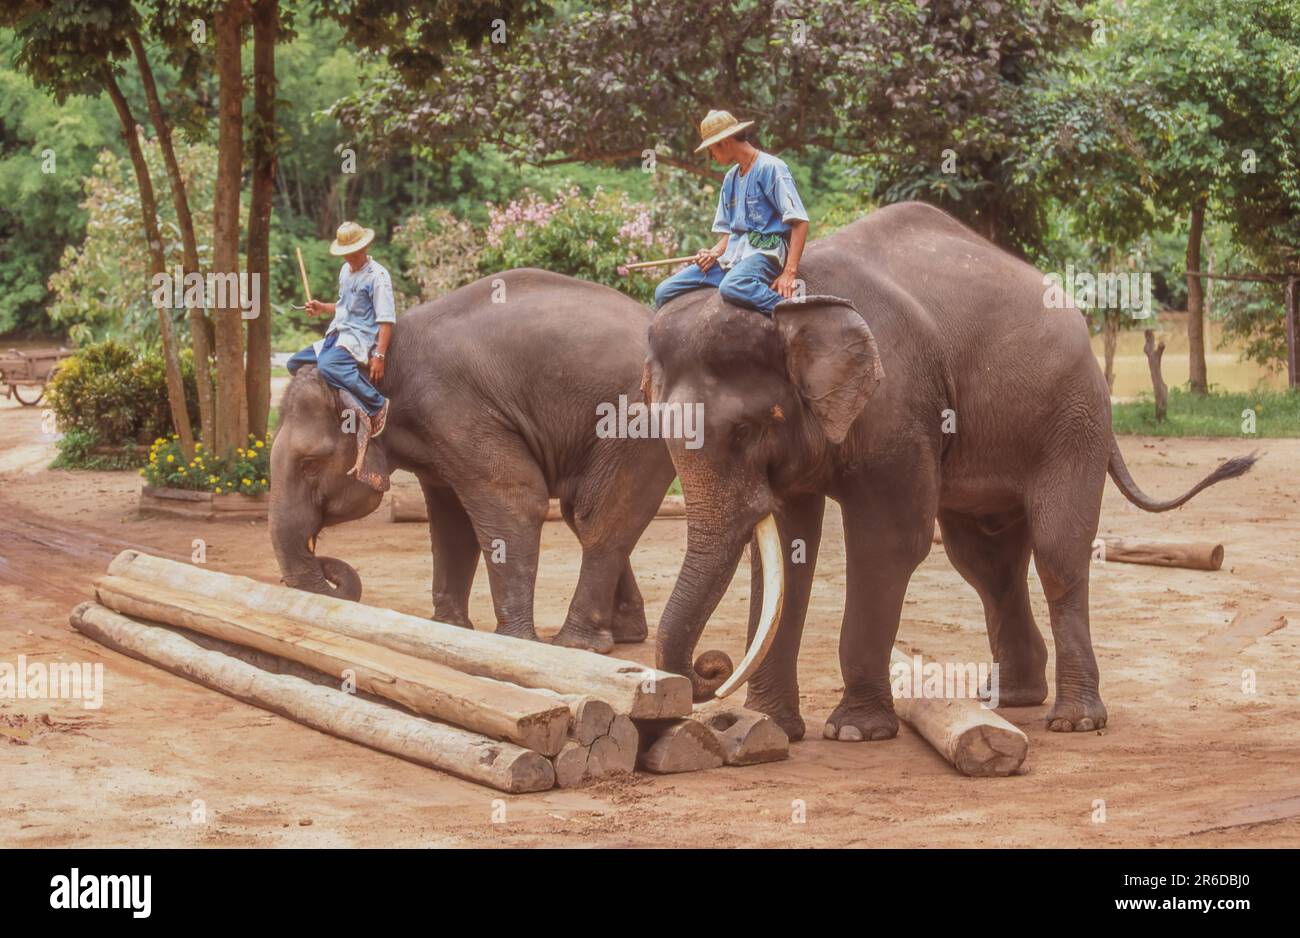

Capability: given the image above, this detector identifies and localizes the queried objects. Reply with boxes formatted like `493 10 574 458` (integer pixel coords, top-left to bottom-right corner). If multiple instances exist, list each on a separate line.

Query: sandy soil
2 391 1298 847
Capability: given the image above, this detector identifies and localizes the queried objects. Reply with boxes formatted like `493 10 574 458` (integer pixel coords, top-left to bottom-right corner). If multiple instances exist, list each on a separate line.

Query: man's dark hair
733 129 754 145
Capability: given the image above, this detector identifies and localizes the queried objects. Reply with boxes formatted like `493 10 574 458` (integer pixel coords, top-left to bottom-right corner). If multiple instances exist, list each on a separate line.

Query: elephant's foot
551 623 615 655
494 623 541 643
981 669 1049 707
609 601 648 644
1045 694 1108 732
433 607 474 631
744 691 805 742
823 696 899 742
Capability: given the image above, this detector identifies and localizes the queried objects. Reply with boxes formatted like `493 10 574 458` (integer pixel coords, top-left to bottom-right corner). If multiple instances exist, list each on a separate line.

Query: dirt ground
2 391 1298 848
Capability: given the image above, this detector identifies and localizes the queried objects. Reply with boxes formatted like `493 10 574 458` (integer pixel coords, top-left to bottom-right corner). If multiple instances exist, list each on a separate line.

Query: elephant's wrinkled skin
271 269 675 652
647 202 1255 742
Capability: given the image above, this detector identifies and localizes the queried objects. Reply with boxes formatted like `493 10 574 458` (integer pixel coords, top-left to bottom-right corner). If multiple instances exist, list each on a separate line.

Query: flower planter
139 485 269 522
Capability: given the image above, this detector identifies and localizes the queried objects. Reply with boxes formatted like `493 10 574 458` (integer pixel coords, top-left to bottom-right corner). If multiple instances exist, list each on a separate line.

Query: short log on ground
69 602 555 793
104 550 690 719
635 718 725 774
690 704 789 766
1100 537 1224 571
551 714 639 788
890 647 1028 778
93 574 571 755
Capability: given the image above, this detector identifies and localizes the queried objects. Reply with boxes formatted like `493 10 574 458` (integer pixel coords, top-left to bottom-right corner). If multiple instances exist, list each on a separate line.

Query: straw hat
694 110 755 153
329 220 376 256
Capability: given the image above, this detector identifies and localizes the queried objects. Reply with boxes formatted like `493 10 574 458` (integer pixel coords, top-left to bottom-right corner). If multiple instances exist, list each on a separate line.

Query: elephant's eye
731 422 754 446
300 455 324 475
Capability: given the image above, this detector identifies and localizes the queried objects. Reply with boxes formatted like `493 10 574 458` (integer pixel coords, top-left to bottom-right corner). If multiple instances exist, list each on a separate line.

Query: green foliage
1112 388 1300 437
46 339 201 447
477 187 680 305
141 434 270 495
391 208 485 304
49 427 141 471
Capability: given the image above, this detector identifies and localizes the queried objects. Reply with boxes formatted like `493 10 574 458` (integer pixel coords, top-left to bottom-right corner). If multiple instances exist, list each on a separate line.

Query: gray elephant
270 269 675 653
646 201 1255 742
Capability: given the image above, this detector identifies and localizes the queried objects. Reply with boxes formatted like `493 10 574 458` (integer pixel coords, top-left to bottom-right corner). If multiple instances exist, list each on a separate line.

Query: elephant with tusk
647 201 1257 743
270 268 675 653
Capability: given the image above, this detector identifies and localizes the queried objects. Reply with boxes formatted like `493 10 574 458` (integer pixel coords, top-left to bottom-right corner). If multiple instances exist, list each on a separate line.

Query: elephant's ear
337 389 391 493
775 295 884 445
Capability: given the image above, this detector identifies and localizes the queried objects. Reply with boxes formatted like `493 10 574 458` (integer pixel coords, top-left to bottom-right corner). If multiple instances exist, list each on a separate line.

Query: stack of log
70 550 789 794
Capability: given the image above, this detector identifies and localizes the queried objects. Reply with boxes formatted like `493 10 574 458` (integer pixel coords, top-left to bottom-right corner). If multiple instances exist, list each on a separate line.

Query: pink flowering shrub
479 186 680 305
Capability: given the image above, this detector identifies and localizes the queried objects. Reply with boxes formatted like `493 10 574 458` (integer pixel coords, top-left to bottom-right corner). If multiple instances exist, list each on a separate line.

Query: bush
46 340 202 449
140 434 270 495
392 208 485 305
478 187 681 305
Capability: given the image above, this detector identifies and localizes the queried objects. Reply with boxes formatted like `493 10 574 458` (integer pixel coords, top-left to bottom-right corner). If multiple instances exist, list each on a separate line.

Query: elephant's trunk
269 477 363 602
656 513 785 702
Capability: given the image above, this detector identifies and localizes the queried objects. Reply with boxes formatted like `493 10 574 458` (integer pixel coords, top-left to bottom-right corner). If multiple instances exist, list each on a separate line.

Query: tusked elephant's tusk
714 513 784 698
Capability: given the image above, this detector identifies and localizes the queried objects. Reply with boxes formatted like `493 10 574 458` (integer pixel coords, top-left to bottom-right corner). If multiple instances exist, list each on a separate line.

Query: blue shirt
318 257 396 364
711 152 809 269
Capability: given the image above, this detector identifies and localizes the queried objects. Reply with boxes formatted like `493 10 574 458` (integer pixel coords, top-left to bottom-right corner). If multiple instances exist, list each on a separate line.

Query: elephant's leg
453 471 549 643
1028 473 1107 732
420 482 480 630
742 492 825 743
827 475 936 742
553 446 672 650
552 545 624 653
936 509 1048 706
610 559 648 645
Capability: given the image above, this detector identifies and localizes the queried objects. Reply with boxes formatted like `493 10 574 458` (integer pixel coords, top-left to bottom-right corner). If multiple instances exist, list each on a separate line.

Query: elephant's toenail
823 723 837 739
838 725 863 741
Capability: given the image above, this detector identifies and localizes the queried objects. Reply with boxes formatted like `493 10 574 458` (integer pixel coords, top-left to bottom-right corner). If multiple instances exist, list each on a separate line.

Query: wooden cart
1 347 72 407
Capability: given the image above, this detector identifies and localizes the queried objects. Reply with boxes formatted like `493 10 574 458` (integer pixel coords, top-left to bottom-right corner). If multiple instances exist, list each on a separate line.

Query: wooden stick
623 255 698 272
890 647 1028 777
1100 537 1223 571
93 575 571 755
295 246 312 304
70 602 555 792
104 550 691 719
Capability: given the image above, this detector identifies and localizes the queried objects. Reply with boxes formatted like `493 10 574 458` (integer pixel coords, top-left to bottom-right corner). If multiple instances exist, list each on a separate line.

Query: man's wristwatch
374 352 385 360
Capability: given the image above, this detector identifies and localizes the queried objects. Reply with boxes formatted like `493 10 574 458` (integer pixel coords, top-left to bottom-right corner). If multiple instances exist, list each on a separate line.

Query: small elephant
646 202 1255 742
270 268 676 653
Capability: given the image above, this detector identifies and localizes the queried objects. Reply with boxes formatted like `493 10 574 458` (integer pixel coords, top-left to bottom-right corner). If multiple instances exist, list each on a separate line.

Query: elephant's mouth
691 513 786 699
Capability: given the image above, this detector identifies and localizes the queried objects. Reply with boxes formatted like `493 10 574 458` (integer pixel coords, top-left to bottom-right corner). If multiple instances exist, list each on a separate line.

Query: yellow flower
254 440 264 449
260 478 268 485
242 479 251 486
166 454 174 463
194 443 203 452
213 487 221 494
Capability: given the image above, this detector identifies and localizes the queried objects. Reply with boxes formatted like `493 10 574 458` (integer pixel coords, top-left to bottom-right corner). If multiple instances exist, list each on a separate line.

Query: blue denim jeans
653 252 785 316
287 332 386 415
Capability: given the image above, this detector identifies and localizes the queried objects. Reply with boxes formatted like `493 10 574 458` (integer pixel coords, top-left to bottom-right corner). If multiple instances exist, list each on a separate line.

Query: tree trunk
212 1 250 454
1102 308 1119 392
128 28 215 452
245 0 278 441
1185 198 1209 394
1143 329 1167 423
100 67 195 457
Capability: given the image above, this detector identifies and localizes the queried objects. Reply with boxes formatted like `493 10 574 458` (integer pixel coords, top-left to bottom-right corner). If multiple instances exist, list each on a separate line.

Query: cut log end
691 705 789 766
949 723 1030 778
635 718 724 774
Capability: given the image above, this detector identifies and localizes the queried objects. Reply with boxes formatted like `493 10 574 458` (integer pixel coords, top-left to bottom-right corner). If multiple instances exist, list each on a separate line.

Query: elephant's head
646 292 883 700
269 367 390 601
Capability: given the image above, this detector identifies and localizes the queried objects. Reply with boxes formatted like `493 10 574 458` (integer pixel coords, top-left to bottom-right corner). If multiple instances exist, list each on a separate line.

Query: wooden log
1099 536 1223 571
551 714 639 788
104 550 691 719
889 647 1028 778
690 704 789 766
93 575 570 755
69 602 555 792
635 718 724 774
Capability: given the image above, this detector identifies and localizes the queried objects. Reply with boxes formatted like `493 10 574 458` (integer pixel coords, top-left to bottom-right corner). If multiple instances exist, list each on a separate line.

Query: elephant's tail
1107 434 1258 512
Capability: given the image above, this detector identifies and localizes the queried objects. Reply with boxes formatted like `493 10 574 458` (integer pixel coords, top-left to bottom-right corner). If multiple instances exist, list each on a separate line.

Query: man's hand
695 248 719 272
305 299 327 318
772 268 800 299
369 354 385 384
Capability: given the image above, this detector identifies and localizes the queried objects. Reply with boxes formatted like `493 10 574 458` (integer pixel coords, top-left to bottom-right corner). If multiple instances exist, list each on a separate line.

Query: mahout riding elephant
645 202 1255 741
270 269 675 653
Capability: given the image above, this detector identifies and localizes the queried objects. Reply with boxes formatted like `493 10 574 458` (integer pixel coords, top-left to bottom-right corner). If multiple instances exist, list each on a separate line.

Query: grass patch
1112 387 1300 437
